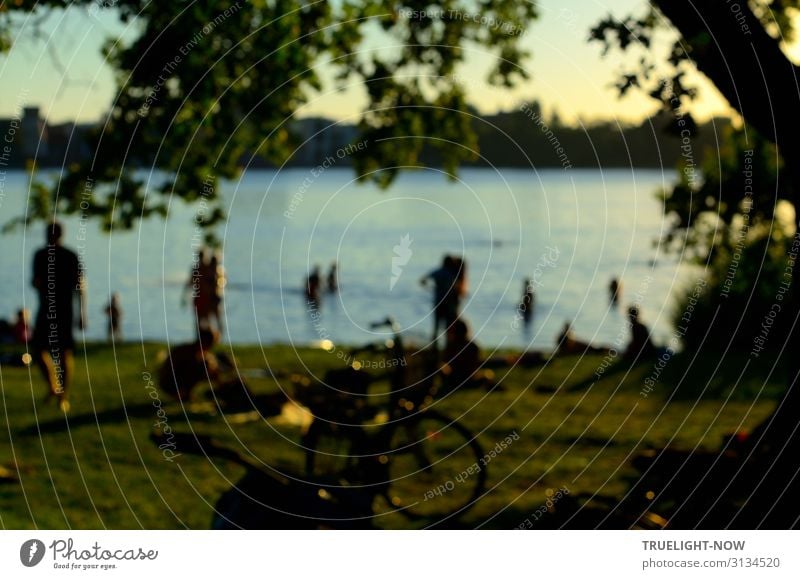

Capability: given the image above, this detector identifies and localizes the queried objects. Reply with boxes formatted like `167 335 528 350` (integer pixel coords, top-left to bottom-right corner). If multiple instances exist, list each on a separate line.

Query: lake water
0 167 690 351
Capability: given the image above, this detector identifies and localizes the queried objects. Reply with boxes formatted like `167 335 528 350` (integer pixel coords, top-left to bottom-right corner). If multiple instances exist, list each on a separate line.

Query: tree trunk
654 0 800 438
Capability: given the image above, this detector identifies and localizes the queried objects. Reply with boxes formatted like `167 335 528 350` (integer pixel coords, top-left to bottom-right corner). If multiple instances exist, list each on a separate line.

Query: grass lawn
0 342 781 529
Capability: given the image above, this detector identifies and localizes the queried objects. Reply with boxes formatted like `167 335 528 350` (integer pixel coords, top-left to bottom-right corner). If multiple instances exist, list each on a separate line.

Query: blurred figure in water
13 309 30 344
208 252 226 337
327 262 338 293
518 278 535 326
183 248 225 336
31 222 85 412
184 248 212 331
306 265 322 307
447 255 467 314
624 306 656 361
609 277 622 305
440 318 494 392
104 293 123 342
421 255 455 344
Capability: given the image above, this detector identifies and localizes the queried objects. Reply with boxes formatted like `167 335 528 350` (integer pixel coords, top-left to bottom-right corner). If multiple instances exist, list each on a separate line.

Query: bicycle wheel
382 410 486 522
303 420 358 481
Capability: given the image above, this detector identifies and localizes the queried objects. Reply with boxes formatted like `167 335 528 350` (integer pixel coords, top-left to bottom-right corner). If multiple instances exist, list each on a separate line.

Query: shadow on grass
18 392 288 437
657 350 786 401
18 403 159 436
555 350 786 401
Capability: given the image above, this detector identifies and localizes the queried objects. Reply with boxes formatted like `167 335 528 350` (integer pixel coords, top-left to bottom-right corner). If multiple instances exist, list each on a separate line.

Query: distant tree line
457 103 729 170
14 104 728 172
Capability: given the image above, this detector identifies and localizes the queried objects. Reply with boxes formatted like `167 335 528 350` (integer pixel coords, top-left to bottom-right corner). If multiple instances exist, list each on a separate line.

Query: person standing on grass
31 222 85 412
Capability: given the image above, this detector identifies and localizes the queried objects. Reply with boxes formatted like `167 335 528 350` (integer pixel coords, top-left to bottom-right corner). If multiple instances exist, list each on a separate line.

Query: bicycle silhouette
297 318 487 522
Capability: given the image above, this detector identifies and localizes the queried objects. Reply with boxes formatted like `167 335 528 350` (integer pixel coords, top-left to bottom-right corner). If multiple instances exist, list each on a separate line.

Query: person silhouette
440 318 494 392
31 222 85 412
556 322 578 355
446 255 467 317
624 306 656 361
184 248 213 331
13 308 30 344
327 262 338 293
208 252 226 337
421 255 460 345
518 279 535 325
554 321 603 356
104 293 123 342
159 329 221 402
306 265 322 307
609 277 622 304
158 328 252 406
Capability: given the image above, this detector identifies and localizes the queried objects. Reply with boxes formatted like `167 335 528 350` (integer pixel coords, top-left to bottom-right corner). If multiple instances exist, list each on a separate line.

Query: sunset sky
0 0 740 126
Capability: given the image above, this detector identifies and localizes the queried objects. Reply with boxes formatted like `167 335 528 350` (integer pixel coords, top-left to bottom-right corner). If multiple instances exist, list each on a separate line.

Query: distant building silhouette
0 106 91 167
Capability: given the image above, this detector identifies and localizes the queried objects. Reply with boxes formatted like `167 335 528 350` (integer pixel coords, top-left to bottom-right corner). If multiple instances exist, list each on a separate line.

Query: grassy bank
0 342 779 529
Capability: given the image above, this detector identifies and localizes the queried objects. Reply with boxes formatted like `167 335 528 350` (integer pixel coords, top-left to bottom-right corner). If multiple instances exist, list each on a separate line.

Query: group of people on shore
22 222 232 412
417 261 656 391
554 306 655 361
26 220 657 410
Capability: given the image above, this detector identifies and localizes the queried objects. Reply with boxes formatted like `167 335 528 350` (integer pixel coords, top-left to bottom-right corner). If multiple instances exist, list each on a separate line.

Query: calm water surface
0 167 691 351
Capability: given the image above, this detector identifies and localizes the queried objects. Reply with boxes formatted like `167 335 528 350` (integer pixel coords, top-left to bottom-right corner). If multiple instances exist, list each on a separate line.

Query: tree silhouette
1 1 537 234
592 2 800 441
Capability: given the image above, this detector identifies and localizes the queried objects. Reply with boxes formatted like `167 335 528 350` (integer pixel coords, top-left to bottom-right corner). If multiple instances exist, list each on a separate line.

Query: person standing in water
421 255 457 345
208 252 226 337
104 293 123 342
184 248 212 331
327 262 338 293
518 278 535 326
445 256 467 321
609 277 622 304
306 265 322 307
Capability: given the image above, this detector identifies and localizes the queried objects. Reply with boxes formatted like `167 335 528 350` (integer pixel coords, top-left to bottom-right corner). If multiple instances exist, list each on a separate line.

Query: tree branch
655 0 800 161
